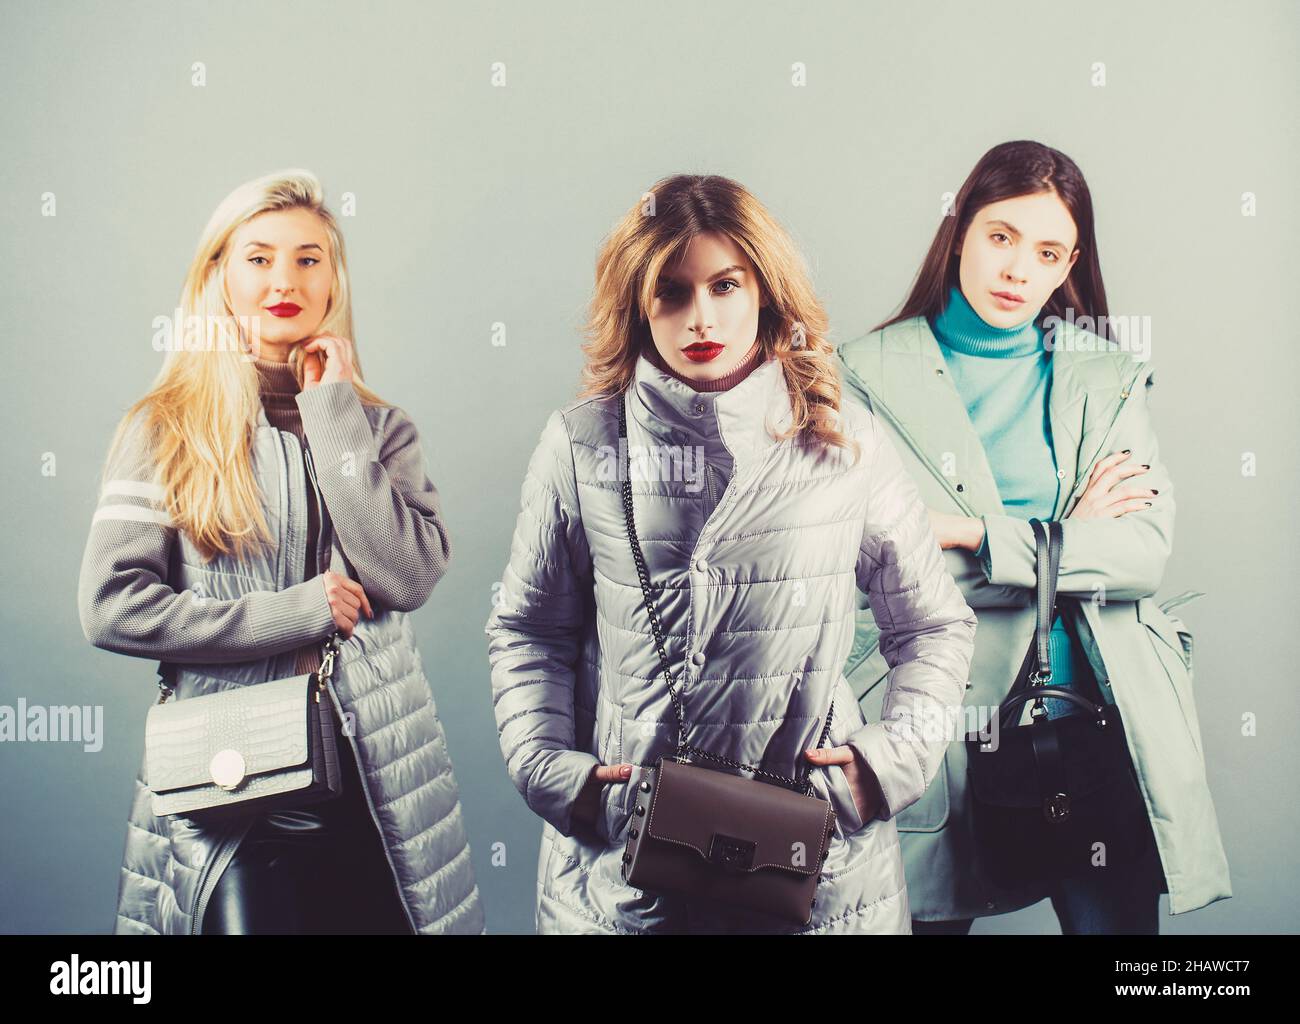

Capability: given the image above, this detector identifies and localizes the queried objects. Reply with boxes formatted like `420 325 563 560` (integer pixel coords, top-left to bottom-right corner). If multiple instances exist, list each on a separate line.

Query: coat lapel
846 318 1001 516
840 317 1102 519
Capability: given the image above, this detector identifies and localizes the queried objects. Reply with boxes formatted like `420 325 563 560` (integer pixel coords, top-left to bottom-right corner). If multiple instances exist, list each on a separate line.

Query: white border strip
103 479 166 502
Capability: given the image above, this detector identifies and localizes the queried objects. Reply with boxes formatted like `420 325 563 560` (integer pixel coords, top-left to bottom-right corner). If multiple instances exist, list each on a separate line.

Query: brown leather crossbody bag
615 397 837 926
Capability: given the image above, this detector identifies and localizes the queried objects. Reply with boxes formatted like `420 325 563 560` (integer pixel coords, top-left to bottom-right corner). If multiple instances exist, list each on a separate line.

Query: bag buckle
1042 792 1071 822
708 833 756 872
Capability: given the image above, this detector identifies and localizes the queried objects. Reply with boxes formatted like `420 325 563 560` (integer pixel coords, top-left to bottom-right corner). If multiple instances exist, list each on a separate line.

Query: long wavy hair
580 174 856 456
876 140 1109 331
103 169 387 561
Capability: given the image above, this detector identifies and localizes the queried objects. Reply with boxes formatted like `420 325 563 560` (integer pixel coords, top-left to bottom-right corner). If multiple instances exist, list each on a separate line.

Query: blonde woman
486 174 977 934
78 170 484 935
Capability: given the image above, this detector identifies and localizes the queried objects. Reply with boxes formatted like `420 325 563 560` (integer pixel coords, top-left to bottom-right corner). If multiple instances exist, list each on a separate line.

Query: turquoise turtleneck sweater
931 285 1104 718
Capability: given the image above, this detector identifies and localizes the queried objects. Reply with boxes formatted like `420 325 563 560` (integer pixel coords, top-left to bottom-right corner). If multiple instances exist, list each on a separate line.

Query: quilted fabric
487 354 977 933
86 403 484 935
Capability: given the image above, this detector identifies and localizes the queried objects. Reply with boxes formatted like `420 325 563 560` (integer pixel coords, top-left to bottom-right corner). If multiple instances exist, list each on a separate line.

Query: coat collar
836 316 1139 519
628 350 793 467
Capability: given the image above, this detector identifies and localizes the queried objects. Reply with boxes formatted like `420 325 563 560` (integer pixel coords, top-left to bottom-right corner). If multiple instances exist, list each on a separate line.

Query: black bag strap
998 519 1106 726
1033 517 1062 682
617 393 832 792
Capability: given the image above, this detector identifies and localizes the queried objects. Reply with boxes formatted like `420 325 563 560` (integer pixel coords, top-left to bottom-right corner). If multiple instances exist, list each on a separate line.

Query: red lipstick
682 342 724 363
267 303 302 318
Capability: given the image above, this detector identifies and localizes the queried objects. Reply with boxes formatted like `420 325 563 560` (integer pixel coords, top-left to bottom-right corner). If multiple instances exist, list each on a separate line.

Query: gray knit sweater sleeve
76 412 337 664
296 381 452 612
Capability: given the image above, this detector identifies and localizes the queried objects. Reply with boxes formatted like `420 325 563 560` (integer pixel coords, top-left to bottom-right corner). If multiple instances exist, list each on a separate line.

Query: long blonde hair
105 169 386 561
580 174 856 456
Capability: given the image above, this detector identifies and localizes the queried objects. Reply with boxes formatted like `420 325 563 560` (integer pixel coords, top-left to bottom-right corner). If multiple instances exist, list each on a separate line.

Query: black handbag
964 518 1152 887
615 397 838 926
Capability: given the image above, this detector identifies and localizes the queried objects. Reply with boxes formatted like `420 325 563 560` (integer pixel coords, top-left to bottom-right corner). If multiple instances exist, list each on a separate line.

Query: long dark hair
876 140 1108 332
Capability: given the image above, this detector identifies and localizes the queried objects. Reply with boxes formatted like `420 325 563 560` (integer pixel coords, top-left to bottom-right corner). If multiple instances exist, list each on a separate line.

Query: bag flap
145 675 315 794
645 759 833 877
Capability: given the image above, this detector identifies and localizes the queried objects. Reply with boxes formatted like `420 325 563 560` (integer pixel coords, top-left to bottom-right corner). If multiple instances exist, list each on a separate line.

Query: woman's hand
321 570 373 638
572 762 634 826
804 745 884 824
927 509 985 552
1066 450 1156 520
301 334 356 390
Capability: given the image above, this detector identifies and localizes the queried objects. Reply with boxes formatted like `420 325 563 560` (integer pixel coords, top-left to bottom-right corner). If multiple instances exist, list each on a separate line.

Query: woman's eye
713 280 739 294
248 256 269 266
991 232 1009 244
299 257 319 267
1041 251 1058 263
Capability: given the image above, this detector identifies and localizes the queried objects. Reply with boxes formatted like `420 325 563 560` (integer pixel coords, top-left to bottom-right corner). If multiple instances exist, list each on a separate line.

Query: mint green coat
836 316 1231 921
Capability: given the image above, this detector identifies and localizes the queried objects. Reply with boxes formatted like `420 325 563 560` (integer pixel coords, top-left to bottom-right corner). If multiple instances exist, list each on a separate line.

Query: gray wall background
2 0 1295 934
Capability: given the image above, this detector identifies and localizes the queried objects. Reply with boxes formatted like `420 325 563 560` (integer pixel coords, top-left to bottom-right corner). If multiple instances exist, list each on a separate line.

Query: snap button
210 748 246 791
985 900 996 910
694 558 709 572
691 651 706 666
1056 469 1066 479
692 401 707 416
955 483 964 492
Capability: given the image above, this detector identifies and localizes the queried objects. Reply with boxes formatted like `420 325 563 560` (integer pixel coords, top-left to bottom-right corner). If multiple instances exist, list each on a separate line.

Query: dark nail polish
1151 489 1159 495
1122 449 1131 455
1142 464 1150 469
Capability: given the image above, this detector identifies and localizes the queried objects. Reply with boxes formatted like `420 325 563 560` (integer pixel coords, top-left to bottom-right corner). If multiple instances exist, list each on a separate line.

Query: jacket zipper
303 438 419 934
188 428 300 933
323 673 420 934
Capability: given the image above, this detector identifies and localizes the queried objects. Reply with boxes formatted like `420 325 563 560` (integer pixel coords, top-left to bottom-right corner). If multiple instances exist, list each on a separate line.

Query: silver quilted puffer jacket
487 355 977 934
100 406 484 935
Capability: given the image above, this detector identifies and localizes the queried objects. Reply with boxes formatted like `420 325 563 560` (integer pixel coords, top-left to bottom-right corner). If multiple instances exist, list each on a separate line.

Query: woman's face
645 231 765 383
224 207 333 361
956 191 1079 329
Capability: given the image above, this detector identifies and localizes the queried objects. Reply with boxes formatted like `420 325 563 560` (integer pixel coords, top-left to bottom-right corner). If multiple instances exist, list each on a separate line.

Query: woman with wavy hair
78 170 483 934
486 173 977 934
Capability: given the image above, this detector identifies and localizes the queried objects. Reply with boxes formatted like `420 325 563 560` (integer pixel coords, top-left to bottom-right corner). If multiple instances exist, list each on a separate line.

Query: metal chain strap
617 395 833 793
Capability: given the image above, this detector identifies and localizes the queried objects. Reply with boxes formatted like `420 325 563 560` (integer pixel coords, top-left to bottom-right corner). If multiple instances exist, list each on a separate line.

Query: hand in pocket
804 745 883 824
572 762 633 828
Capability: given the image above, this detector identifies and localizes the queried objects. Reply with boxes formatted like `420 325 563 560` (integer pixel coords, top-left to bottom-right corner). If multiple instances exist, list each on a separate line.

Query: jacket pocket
596 710 630 844
821 762 866 837
1136 596 1203 766
1157 591 1200 677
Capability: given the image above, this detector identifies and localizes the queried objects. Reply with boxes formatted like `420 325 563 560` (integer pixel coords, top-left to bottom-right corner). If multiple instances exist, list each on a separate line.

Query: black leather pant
201 719 413 935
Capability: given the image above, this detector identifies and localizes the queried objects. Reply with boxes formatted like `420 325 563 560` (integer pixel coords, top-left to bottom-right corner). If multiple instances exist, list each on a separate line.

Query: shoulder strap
617 394 832 792
998 518 1063 720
